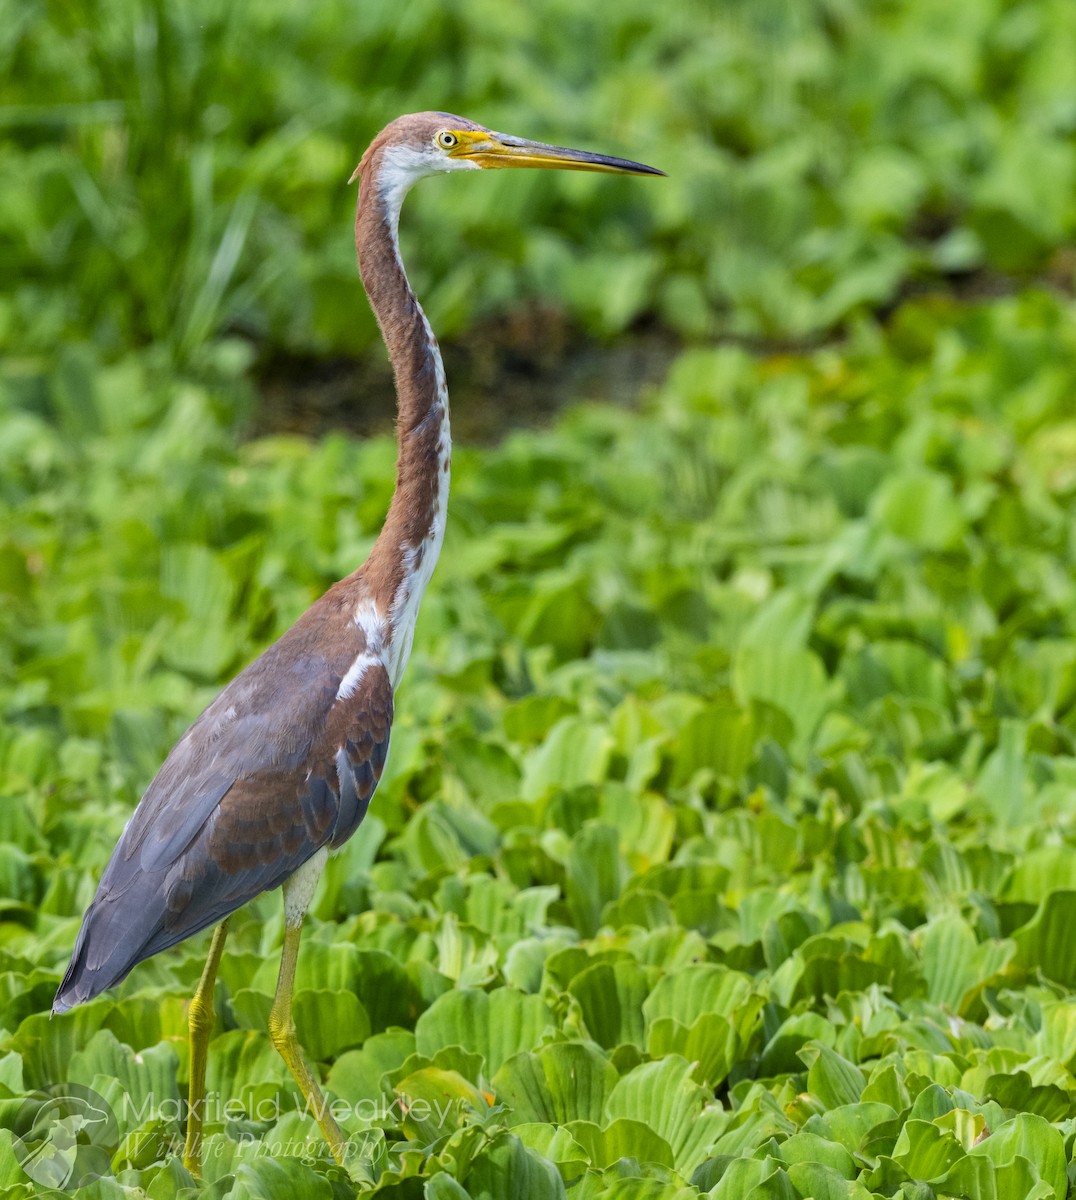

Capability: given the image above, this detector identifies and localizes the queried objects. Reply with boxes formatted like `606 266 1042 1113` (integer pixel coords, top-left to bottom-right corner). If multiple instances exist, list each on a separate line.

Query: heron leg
183 917 230 1175
268 917 349 1164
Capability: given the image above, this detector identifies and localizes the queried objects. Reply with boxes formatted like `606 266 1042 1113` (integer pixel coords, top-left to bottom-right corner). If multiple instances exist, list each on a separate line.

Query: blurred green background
3 1 1076 1196
6 0 1075 366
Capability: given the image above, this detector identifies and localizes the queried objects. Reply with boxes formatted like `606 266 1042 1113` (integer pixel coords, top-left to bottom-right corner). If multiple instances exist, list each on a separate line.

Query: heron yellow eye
436 130 458 150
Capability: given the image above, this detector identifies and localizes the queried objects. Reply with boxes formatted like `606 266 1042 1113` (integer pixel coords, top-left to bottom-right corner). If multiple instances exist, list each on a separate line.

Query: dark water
255 308 678 444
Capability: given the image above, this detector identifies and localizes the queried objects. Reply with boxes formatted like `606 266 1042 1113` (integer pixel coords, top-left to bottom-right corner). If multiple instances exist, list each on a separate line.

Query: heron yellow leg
183 917 230 1175
268 918 348 1164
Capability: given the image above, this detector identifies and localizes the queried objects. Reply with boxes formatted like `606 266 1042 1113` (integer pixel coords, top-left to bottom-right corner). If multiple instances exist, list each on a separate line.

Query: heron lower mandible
52 112 662 1172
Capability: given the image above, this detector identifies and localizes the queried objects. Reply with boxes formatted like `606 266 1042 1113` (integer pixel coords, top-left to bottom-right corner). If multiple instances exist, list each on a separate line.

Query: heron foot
269 919 349 1165
183 918 230 1176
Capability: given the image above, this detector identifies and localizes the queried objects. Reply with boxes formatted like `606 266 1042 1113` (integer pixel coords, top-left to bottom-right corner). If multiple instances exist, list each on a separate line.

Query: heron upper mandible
53 111 662 1172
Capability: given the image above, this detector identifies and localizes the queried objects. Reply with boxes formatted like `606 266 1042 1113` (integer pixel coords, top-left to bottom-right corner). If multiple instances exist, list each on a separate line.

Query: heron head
350 111 664 203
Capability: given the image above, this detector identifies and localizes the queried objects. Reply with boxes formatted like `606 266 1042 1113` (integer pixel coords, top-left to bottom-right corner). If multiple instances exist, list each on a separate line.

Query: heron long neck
355 169 451 681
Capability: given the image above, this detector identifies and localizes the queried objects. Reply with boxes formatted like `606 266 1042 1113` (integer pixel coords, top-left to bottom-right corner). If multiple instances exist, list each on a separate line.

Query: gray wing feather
54 594 394 1012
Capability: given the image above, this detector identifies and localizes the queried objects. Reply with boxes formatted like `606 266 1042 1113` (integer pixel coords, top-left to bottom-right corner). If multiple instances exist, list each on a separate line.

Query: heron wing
54 584 394 1010
151 655 393 945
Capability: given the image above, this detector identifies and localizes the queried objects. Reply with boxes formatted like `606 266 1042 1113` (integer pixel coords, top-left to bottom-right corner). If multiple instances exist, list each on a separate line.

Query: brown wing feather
53 579 394 1012
158 658 393 939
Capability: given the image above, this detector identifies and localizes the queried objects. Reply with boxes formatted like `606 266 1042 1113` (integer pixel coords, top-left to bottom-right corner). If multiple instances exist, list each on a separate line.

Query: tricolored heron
53 112 662 1171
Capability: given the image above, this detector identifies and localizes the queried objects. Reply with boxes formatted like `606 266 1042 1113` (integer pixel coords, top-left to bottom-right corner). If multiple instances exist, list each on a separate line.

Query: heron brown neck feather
353 152 450 622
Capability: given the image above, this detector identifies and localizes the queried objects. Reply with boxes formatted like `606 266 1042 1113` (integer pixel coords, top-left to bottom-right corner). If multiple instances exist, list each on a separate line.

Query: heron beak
448 130 665 176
